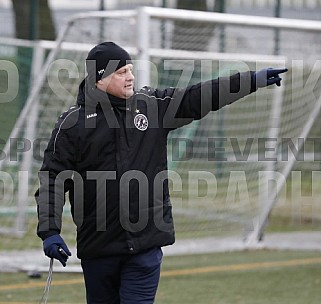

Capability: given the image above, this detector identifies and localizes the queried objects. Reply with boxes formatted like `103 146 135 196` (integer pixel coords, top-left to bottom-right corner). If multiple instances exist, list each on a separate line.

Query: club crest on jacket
134 113 148 131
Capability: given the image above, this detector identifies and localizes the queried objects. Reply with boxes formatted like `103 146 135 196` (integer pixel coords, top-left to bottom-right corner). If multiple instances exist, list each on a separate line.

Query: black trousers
81 247 163 304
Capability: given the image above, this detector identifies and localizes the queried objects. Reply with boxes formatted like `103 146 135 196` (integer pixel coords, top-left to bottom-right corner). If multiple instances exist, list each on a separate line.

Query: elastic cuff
38 230 59 241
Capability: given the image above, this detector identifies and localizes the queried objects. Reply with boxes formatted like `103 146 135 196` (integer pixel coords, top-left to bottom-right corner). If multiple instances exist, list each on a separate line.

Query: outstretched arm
160 68 288 129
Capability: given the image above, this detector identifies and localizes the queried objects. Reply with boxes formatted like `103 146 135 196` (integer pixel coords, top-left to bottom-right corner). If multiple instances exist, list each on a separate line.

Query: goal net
1 7 321 252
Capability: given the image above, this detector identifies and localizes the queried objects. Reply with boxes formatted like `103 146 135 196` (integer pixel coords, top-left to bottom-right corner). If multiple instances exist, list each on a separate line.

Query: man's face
96 64 135 99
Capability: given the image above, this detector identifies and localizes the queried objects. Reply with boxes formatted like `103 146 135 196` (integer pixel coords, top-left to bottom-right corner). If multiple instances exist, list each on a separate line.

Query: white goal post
0 7 321 250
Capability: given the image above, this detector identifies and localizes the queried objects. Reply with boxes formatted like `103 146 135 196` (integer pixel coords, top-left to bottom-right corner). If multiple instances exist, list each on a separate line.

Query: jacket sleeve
35 114 78 241
157 71 255 129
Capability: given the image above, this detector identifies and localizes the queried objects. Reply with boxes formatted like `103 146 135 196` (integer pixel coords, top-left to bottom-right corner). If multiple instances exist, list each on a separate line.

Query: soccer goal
0 7 321 251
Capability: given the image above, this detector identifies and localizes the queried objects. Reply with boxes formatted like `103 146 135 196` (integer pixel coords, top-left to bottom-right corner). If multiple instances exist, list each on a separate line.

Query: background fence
0 0 321 38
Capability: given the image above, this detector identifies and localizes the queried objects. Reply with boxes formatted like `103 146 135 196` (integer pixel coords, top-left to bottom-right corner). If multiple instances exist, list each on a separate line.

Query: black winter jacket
36 71 255 259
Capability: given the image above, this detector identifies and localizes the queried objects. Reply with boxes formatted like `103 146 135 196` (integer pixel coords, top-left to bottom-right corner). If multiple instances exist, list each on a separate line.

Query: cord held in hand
253 67 288 89
43 234 71 267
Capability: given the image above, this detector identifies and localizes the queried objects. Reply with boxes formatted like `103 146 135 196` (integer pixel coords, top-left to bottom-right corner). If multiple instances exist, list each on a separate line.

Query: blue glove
252 68 288 89
43 235 71 267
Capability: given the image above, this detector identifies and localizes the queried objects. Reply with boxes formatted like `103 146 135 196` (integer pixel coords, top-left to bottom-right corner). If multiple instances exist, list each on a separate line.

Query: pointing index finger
268 68 288 76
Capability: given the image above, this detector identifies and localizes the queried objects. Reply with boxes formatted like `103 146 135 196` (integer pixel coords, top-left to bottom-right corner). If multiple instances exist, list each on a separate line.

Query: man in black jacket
36 41 287 304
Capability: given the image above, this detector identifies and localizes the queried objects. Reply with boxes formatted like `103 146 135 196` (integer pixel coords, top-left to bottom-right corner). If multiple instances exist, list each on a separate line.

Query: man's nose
128 71 135 81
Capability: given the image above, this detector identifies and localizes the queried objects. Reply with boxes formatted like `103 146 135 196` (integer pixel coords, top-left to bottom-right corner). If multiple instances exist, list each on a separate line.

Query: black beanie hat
86 42 132 82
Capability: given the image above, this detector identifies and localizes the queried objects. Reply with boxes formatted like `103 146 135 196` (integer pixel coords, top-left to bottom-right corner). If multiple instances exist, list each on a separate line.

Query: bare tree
10 0 56 113
12 0 56 40
173 0 223 51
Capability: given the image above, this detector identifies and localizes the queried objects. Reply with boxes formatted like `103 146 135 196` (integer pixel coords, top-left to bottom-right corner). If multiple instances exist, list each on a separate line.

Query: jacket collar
77 77 134 111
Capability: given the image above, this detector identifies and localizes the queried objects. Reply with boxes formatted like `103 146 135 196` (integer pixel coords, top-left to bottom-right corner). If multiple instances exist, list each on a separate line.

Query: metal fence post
137 7 151 88
29 0 38 40
274 0 281 55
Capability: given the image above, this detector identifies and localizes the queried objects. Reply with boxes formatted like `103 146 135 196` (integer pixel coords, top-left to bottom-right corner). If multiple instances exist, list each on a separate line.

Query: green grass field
1 250 321 304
